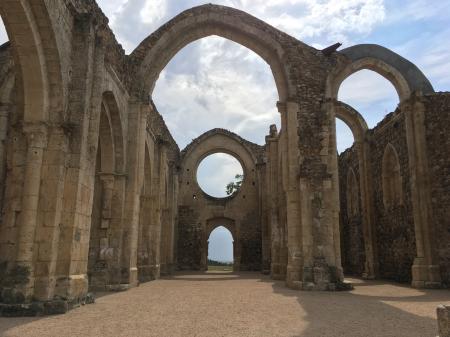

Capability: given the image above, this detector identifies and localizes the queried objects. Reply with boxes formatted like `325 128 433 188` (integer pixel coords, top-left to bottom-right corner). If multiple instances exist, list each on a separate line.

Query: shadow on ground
0 272 449 337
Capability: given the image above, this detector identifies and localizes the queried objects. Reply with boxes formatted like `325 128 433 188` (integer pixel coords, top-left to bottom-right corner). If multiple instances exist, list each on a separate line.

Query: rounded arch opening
208 225 234 271
196 152 244 199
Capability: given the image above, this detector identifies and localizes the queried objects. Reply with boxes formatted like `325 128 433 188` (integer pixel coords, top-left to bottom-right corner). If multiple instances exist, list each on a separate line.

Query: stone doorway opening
207 226 234 272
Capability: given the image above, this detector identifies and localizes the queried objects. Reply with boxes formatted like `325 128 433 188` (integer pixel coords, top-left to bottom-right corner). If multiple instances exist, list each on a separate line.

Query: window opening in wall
338 69 399 128
196 152 243 198
208 226 233 272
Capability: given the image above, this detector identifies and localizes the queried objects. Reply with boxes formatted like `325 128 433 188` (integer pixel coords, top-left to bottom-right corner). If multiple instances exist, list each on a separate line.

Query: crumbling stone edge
0 293 95 317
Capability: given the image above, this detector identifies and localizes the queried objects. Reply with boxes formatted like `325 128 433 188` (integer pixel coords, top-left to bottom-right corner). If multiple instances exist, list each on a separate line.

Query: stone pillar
296 99 344 291
165 163 178 274
33 126 69 301
121 102 148 286
402 95 442 288
278 102 303 289
266 125 283 279
54 14 107 302
259 156 270 274
355 138 378 279
438 305 450 337
0 104 10 208
148 142 162 279
15 122 48 300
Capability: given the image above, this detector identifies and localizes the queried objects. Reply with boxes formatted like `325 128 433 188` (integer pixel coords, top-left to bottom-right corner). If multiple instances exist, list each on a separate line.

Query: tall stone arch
128 4 291 101
0 1 63 122
334 102 377 278
326 44 434 102
0 1 65 302
327 44 441 288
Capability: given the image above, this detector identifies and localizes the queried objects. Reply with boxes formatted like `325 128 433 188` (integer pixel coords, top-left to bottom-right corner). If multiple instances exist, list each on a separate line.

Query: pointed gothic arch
382 143 403 209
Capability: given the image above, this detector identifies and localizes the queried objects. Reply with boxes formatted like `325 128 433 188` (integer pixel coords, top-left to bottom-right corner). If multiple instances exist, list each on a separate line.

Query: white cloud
266 0 385 44
386 0 450 23
140 0 167 24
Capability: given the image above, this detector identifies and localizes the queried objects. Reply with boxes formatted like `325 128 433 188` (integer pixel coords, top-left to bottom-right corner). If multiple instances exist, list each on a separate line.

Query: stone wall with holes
338 110 416 283
177 129 265 271
423 93 450 287
338 146 365 276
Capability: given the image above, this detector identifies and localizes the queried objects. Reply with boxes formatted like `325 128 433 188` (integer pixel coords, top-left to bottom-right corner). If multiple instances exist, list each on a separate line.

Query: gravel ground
1 272 449 337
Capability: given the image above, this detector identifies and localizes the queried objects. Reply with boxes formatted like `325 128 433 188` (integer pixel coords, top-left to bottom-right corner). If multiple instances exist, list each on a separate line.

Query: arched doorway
205 218 237 272
207 226 234 272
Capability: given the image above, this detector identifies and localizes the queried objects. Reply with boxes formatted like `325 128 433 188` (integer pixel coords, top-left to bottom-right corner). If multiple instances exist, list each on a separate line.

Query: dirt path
1 272 449 337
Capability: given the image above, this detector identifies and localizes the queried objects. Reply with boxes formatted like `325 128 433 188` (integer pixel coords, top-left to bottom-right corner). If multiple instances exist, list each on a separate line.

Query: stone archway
129 4 291 102
0 2 63 123
205 218 237 271
177 129 263 272
87 92 126 291
334 102 377 279
327 44 441 287
0 1 65 302
327 44 434 102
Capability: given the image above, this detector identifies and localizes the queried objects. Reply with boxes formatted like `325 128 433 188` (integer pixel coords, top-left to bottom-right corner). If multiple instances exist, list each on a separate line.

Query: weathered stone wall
338 110 417 283
177 129 264 271
423 93 450 287
338 147 365 276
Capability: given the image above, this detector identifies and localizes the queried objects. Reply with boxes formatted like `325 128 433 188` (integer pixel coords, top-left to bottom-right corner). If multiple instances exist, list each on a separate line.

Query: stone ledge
0 293 95 317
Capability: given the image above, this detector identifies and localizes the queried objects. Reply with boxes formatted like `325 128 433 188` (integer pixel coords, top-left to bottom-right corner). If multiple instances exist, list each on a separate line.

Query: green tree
226 174 244 195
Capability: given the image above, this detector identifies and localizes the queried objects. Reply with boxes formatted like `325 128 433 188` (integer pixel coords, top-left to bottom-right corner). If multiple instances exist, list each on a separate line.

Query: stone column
33 126 69 301
121 102 148 286
297 99 343 291
165 163 178 274
278 102 303 289
148 141 162 279
266 125 282 279
402 95 442 288
15 122 48 300
355 138 378 279
0 104 10 208
258 157 270 274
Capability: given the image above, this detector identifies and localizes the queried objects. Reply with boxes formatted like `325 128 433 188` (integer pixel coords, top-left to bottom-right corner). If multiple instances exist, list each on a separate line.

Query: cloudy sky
1 0 449 262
